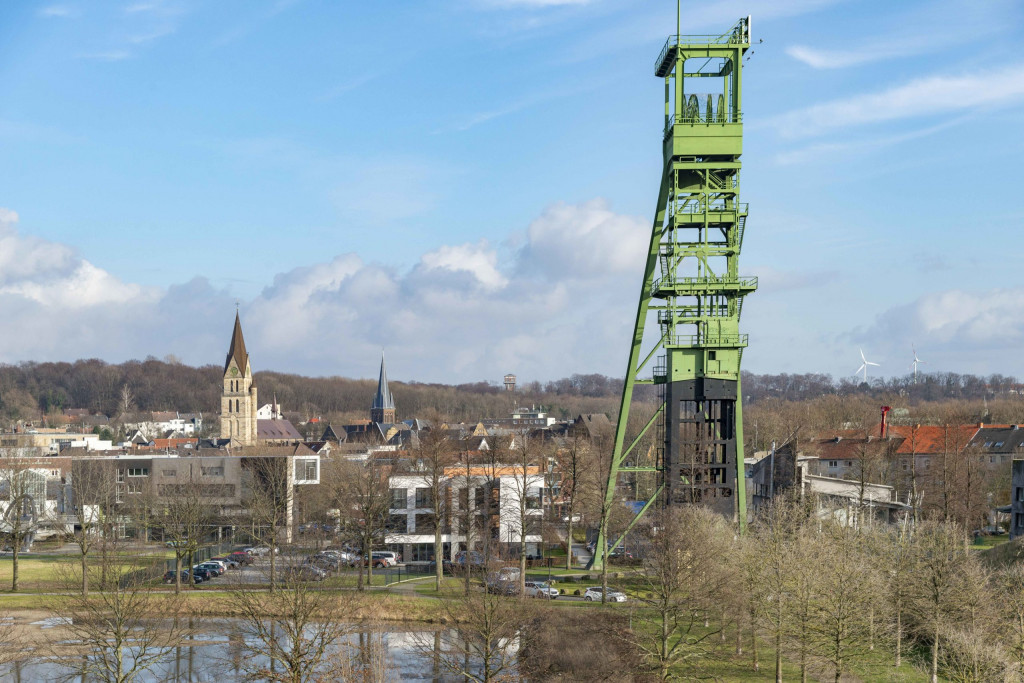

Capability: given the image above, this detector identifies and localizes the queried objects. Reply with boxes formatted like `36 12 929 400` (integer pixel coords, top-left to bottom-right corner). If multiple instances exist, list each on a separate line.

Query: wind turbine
856 348 880 383
911 346 926 383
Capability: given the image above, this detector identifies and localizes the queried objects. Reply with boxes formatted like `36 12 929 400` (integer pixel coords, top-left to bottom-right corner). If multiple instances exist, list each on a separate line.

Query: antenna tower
590 13 755 569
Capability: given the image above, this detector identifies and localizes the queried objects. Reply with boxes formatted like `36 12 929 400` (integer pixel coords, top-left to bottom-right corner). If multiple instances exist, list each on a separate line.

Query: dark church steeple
370 353 395 424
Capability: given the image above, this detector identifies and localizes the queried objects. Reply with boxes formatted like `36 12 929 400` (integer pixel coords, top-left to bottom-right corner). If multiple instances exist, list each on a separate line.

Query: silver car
524 581 559 599
583 586 627 602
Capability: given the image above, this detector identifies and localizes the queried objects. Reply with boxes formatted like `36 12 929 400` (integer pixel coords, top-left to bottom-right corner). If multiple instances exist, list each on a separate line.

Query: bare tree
998 563 1024 677
411 428 455 591
746 498 807 683
118 383 134 420
243 456 293 591
878 522 916 669
806 522 883 683
0 455 47 591
228 571 356 682
51 564 194 683
632 506 733 680
161 478 217 593
557 434 588 571
420 585 525 682
67 459 119 596
332 455 391 590
784 524 823 683
908 520 973 683
507 430 542 597
452 444 479 596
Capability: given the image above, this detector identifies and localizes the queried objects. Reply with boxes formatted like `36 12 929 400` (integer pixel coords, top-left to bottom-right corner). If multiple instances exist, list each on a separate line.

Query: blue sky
1 0 1023 384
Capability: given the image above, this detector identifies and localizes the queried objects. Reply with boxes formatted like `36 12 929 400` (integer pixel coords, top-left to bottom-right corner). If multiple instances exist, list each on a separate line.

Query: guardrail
655 26 749 72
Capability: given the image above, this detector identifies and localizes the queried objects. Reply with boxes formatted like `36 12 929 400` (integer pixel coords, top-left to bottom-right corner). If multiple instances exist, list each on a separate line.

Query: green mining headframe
590 16 755 570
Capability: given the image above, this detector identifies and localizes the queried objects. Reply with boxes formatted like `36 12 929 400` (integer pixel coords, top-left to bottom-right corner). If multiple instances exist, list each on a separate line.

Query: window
127 467 149 477
116 470 125 483
162 470 177 477
827 460 839 468
390 488 407 509
995 442 1005 448
990 456 997 464
415 488 432 509
387 514 407 533
410 543 434 562
458 487 469 510
1016 487 1024 503
202 466 224 477
294 459 318 482
415 513 436 533
526 487 542 510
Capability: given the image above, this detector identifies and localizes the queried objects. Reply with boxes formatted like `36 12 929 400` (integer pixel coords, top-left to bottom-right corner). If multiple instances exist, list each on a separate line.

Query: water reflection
0 618 517 682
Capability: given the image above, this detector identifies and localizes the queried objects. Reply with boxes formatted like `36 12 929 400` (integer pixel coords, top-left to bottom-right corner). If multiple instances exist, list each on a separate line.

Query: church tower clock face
231 367 239 377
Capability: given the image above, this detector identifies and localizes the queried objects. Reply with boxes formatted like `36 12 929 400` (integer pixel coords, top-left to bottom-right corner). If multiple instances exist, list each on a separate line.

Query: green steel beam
592 14 754 571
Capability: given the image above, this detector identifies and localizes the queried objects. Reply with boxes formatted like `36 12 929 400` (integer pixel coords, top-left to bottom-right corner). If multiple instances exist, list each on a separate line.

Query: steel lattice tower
591 15 755 570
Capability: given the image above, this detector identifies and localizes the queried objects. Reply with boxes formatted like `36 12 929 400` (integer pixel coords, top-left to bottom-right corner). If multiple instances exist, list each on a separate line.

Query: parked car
375 551 398 566
449 551 486 571
320 549 357 565
363 552 395 568
245 545 277 556
163 570 191 584
191 567 214 582
198 562 226 576
307 555 341 571
228 550 254 565
583 587 627 603
211 556 241 569
524 581 559 599
284 565 326 582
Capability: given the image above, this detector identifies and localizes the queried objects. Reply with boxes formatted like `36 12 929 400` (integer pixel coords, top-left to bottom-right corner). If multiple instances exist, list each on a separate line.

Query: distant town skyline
1 0 1022 383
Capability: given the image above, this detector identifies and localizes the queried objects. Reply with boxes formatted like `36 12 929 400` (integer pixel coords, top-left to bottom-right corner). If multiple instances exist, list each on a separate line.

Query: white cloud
0 201 646 382
852 288 1024 376
0 209 153 308
420 242 508 290
772 64 1024 138
517 199 647 279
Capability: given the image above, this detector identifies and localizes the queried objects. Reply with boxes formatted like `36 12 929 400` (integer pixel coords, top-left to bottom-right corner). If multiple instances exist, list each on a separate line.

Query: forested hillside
0 357 1019 427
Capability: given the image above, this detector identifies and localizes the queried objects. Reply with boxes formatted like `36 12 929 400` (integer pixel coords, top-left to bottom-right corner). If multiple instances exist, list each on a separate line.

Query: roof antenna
676 0 681 42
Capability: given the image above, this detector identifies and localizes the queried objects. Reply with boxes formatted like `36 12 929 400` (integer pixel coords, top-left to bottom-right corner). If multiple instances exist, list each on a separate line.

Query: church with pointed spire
220 312 258 446
370 353 396 424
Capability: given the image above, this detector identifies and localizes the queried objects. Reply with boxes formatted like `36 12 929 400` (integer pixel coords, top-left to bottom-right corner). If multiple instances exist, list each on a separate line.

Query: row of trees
635 500 1024 682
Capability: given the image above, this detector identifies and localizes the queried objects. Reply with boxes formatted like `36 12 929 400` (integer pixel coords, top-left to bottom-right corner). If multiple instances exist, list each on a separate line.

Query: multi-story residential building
384 465 544 564
73 447 320 542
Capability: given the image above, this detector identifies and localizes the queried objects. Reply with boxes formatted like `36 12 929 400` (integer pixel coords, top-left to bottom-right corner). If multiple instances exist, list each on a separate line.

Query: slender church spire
220 311 257 445
370 352 396 423
224 311 249 374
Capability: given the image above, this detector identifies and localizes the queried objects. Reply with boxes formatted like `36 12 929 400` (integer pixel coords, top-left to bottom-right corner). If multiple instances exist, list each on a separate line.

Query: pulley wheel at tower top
686 94 699 121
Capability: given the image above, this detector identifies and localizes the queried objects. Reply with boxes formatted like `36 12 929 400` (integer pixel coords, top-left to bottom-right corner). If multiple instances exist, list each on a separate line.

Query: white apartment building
384 465 544 564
